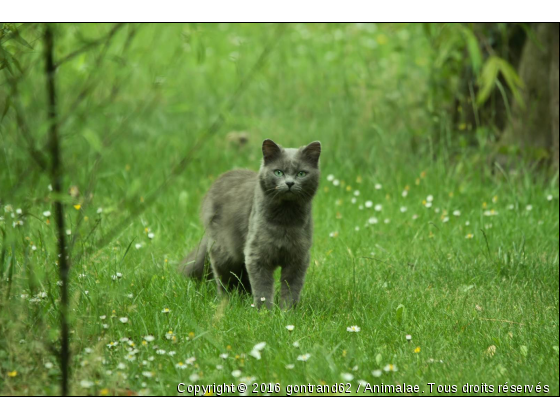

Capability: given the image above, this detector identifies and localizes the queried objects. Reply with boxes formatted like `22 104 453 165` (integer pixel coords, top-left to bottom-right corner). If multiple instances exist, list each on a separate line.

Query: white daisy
374 204 382 212
371 369 382 377
297 353 311 362
383 364 398 372
341 373 354 381
347 325 361 333
119 317 128 323
286 325 295 331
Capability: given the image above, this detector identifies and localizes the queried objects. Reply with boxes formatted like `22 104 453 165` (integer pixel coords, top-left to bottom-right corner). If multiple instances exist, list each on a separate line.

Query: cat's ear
262 139 282 164
301 141 321 167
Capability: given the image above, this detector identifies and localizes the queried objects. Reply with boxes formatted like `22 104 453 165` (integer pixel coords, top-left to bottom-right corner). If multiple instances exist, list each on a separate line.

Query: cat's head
258 139 321 202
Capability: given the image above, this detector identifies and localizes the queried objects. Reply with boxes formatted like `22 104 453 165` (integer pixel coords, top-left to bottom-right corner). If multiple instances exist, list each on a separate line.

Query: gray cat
181 139 321 309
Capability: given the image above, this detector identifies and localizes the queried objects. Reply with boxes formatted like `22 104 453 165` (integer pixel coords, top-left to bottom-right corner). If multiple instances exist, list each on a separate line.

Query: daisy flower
189 373 200 382
526 205 533 211
175 362 187 369
293 341 300 348
186 357 196 365
368 217 378 225
332 179 340 187
231 370 242 378
465 233 474 239
353 190 360 196
43 211 51 217
371 369 382 377
374 204 382 212
453 210 461 216
383 364 398 372
219 353 229 359
297 353 311 362
119 317 128 323
347 325 361 333
365 200 373 208
406 334 412 341
400 206 407 213
286 325 295 331
285 364 295 369
148 232 155 239
341 373 354 381
161 308 171 313
326 174 335 182
375 184 382 190
135 243 142 249
401 190 408 198
80 380 94 388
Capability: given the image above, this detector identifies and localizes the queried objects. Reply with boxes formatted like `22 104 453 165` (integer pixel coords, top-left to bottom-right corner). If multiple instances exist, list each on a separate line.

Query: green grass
0 23 558 396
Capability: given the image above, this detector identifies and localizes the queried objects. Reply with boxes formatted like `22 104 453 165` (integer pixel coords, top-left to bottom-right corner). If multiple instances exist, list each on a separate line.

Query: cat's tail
180 236 210 280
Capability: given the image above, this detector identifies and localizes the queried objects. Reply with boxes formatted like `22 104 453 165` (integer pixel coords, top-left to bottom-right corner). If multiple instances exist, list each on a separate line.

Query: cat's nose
286 181 295 189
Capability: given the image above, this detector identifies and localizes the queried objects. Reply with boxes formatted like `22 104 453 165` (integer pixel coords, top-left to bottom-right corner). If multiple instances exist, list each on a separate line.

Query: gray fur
181 139 321 309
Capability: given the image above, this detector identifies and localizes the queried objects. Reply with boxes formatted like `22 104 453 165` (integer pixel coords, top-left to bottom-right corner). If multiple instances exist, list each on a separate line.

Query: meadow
0 23 558 396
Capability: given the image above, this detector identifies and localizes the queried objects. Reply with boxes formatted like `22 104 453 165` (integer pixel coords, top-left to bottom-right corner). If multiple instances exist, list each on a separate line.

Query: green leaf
520 345 528 357
1 97 11 122
82 128 103 152
396 304 405 325
461 26 482 73
477 56 525 108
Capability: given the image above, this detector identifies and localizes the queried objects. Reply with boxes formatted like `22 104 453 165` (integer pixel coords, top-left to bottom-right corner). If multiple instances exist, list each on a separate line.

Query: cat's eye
274 170 284 177
297 171 307 178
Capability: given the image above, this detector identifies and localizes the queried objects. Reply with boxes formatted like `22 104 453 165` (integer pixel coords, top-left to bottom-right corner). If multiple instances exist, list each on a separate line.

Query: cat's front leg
245 258 275 309
280 255 310 309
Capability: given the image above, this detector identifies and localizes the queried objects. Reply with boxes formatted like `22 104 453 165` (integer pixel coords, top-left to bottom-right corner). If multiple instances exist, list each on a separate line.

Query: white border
3 0 560 23
1 396 558 418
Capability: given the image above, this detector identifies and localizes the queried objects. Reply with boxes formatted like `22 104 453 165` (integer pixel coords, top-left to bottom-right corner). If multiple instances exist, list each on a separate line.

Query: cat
181 139 321 309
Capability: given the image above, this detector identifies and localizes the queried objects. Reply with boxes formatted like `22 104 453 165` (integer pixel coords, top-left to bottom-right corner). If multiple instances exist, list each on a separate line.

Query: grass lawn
1 23 558 396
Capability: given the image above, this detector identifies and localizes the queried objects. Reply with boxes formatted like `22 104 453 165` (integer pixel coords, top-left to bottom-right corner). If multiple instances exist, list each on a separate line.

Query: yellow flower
482 202 487 209
414 347 421 353
345 185 352 192
7 370 17 377
420 171 427 178
188 332 195 338
356 176 362 184
323 186 329 193
492 195 498 203
449 191 454 197
342 349 347 358
100 388 109 396
466 233 474 239
204 390 214 396
405 185 410 191
226 345 232 351
73 204 81 210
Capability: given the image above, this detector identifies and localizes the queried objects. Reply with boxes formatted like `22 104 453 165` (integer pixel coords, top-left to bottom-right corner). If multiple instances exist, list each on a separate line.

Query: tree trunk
500 23 559 171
